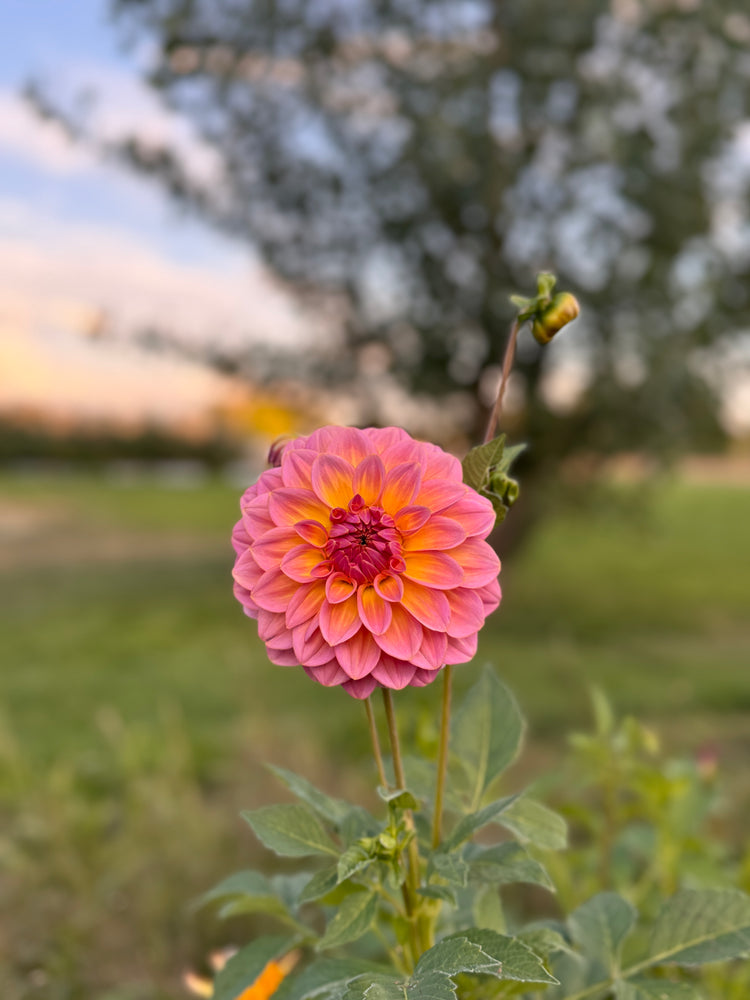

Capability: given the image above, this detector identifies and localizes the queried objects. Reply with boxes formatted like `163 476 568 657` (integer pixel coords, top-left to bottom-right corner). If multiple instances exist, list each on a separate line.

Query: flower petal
352 455 385 506
479 577 502 613
394 505 431 535
251 527 300 571
403 516 466 551
373 603 423 660
293 625 335 667
357 584 393 635
449 537 501 587
294 520 328 548
281 543 329 583
380 462 422 513
399 578 451 631
325 572 358 604
364 426 410 452
409 668 441 688
281 448 317 489
242 495 275 537
412 628 448 670
267 646 299 666
268 488 330 527
334 629 381 680
304 662 349 687
252 569 301 612
446 587 486 638
311 454 355 508
445 632 479 664
232 519 251 555
373 572 404 602
370 655 417 690
232 550 263 591
258 610 290 643
319 594 362 644
342 675 379 699
441 493 496 538
327 426 371 465
403 551 464 589
285 581 326 629
423 445 462 481
414 480 466 513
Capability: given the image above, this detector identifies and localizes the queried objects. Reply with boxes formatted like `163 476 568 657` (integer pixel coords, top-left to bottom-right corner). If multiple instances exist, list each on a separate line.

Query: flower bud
531 292 580 345
267 436 291 467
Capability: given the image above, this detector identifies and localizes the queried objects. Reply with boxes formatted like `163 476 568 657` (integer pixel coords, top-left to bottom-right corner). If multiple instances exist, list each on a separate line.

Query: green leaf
466 842 555 891
273 958 392 1000
197 870 277 909
416 937 501 977
499 797 568 851
440 793 520 852
213 935 292 1000
339 806 381 844
462 435 507 492
614 979 702 999
418 884 457 905
647 889 750 966
569 893 637 975
472 885 506 933
243 804 339 858
268 765 351 826
299 867 339 904
343 973 457 1000
337 844 374 883
428 852 469 889
378 787 420 811
452 667 524 811
445 929 558 984
317 890 379 951
518 926 574 960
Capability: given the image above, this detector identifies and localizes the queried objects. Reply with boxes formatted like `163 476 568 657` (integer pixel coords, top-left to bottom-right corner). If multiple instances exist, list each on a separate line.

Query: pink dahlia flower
232 426 501 699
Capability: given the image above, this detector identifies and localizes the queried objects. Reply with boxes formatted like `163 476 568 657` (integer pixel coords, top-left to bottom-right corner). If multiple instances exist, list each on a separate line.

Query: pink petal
281 543 329 583
285 581 326 629
403 516 466 551
328 427 371 465
414 480 466 512
479 578 502 614
233 580 258 617
352 455 385 505
311 454 355 508
293 625 335 667
445 632 478 664
412 629 448 670
232 519 251 555
380 439 424 468
450 537 501 587
266 646 299 666
380 462 422 513
364 426 410 453
446 588 486 638
409 667 443 688
357 584 393 635
304 662 349 687
374 603 423 660
422 445 462 481
251 569 301 612
403 551 464 589
256 467 284 493
281 448 317 489
441 493 496 538
251 527 300 571
370 655 417 690
319 594 362 644
325 573 358 605
342 675 379 699
373 572 404 602
399 578 451 631
257 610 289 642
232 550 263 590
294 519 329 547
334 630 381 680
242 495 275 537
394 505 431 535
268 488 330 527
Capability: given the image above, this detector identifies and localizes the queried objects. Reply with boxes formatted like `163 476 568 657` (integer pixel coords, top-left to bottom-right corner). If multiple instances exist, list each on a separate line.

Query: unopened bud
267 436 291 467
531 292 580 345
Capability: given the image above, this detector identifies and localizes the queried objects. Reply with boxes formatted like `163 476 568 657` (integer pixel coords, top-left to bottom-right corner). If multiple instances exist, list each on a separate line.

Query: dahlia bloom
232 426 501 699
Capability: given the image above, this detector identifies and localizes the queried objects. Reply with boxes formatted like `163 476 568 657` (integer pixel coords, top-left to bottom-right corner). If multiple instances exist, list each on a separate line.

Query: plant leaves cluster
461 436 525 523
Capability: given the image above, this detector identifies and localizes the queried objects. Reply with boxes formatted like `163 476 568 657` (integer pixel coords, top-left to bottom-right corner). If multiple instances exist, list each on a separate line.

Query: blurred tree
31 1 750 478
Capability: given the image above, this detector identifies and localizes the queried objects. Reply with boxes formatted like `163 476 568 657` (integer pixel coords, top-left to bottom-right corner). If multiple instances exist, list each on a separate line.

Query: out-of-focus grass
1 470 749 999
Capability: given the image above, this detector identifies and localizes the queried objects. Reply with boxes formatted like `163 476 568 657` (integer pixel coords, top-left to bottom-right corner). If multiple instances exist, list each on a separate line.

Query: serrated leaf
213 935 292 1000
273 958 392 1000
446 929 558 984
466 842 555 891
452 667 524 811
499 797 567 851
440 793 520 852
269 765 351 826
518 926 574 959
317 891 379 951
647 889 750 966
429 852 469 888
416 936 501 977
462 435 507 492
339 806 381 844
614 979 702 999
338 844 374 883
473 885 506 933
299 867 339 904
243 804 339 858
569 893 637 975
343 973 457 1000
497 443 526 473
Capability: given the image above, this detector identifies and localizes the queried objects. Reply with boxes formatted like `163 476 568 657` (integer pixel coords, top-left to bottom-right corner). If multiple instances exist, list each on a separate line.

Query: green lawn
1 470 749 1000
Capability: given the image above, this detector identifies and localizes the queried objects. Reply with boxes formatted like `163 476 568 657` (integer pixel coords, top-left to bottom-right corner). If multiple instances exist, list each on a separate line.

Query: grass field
1 469 749 999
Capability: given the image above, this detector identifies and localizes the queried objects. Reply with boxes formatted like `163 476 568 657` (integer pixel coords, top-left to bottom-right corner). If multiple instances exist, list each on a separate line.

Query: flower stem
431 665 453 849
483 318 521 443
381 688 426 960
364 696 388 789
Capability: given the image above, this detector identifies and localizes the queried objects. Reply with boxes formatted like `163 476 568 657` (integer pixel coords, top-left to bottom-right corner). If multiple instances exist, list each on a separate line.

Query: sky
0 0 311 427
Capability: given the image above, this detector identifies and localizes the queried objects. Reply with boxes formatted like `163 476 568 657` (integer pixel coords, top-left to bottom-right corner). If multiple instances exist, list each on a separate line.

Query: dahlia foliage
232 425 501 698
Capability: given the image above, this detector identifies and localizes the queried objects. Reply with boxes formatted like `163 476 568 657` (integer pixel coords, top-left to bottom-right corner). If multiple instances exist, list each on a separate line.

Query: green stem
431 665 453 849
483 318 521 443
365 696 389 789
